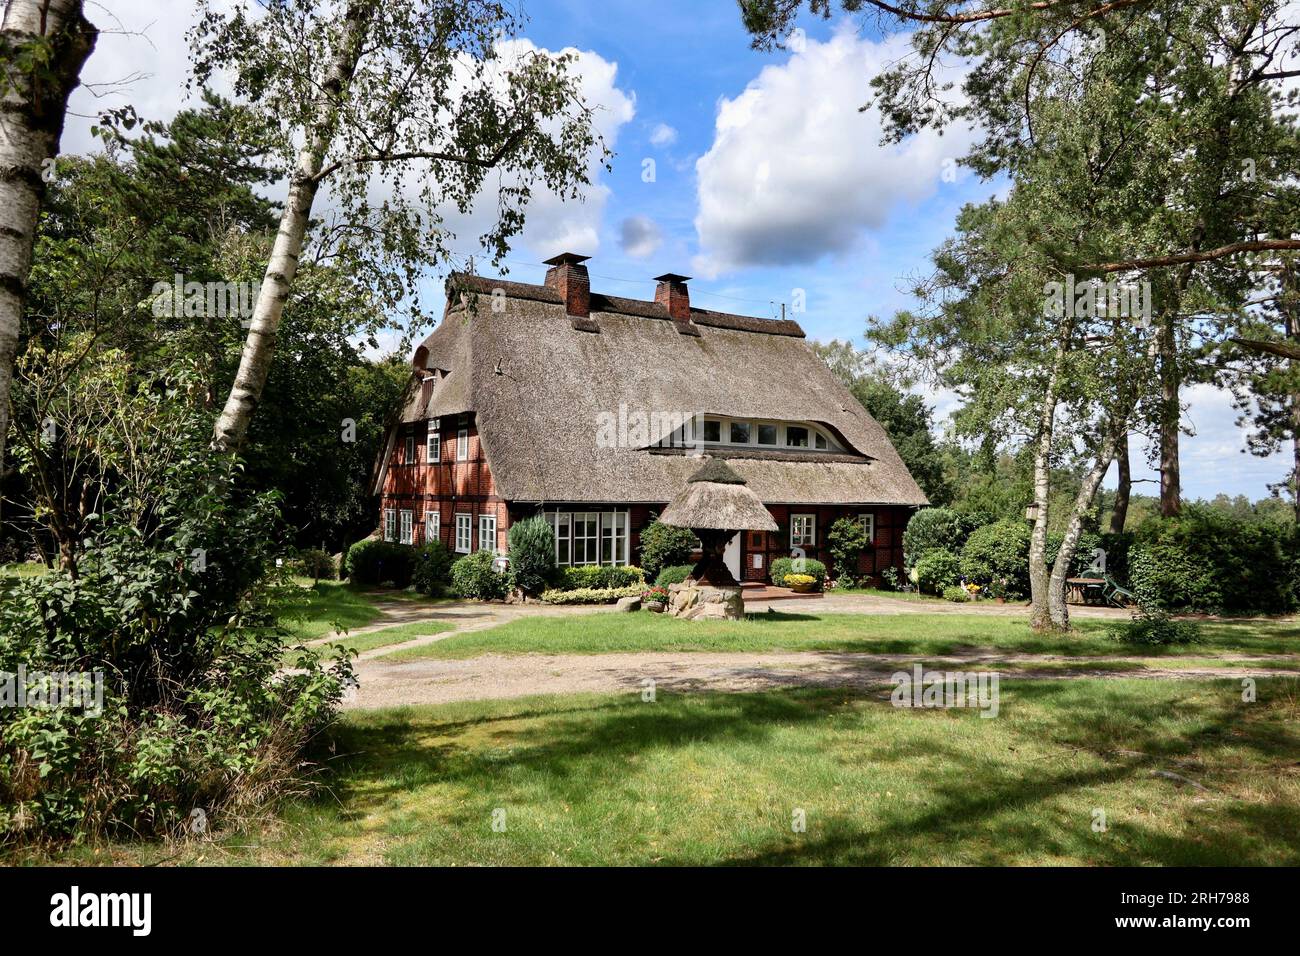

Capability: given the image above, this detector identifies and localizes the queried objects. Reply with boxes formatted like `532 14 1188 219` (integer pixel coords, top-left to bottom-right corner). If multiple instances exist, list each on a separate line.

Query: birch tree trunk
210 2 371 452
1029 338 1067 631
0 0 96 512
1047 429 1121 631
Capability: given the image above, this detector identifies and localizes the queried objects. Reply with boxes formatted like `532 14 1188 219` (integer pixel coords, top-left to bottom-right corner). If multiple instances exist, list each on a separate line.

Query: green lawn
386 609 1300 661
285 619 455 663
63 677 1300 866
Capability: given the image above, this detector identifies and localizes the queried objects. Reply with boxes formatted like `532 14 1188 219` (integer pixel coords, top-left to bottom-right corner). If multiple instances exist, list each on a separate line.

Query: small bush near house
771 556 827 589
913 548 962 595
903 507 981 569
560 565 646 590
960 520 1031 597
450 549 509 600
540 584 643 605
345 539 415 588
507 517 557 595
1108 609 1203 646
942 584 970 603
638 519 696 580
655 564 695 587
827 516 870 587
879 566 901 591
295 548 336 581
412 540 454 595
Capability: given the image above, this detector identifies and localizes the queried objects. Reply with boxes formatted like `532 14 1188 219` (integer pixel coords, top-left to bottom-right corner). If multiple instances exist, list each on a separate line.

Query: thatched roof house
373 253 926 585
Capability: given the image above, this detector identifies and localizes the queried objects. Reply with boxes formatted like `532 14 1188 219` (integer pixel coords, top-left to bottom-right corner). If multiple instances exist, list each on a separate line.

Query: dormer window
730 421 751 444
785 426 809 448
757 424 778 445
655 416 840 453
702 419 721 443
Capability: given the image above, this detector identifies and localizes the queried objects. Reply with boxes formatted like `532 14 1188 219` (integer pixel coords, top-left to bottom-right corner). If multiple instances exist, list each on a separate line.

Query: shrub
560 565 646 590
655 564 695 587
1045 530 1103 577
0 453 351 844
345 538 415 588
507 517 557 594
1128 508 1297 614
540 584 643 605
449 550 508 600
913 548 962 595
642 585 670 604
960 520 1031 597
879 565 900 591
411 539 453 595
903 508 981 569
1108 609 1203 646
942 584 970 603
771 556 827 589
638 519 696 580
295 548 336 580
827 516 870 587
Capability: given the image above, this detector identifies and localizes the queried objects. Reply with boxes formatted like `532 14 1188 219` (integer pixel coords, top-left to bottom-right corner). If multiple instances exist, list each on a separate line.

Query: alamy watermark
1 665 104 718
150 273 261 325
1043 275 1151 324
890 665 1000 718
595 403 704 450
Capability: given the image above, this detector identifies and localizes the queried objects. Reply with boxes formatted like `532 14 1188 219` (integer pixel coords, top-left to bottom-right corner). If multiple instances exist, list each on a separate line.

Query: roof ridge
446 271 805 338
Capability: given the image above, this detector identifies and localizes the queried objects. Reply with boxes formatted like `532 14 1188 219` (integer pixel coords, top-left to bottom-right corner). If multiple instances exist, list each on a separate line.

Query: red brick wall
379 414 508 552
739 504 910 585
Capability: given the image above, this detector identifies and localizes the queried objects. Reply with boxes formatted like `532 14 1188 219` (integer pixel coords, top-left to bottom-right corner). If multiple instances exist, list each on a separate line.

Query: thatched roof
660 458 778 531
375 272 929 506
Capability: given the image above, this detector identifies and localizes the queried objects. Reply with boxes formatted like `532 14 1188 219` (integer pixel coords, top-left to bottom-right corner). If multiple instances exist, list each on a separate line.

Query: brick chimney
654 273 692 322
543 252 591 318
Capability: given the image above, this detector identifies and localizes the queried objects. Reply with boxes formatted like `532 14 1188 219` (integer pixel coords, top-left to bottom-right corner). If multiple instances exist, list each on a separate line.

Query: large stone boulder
668 581 744 621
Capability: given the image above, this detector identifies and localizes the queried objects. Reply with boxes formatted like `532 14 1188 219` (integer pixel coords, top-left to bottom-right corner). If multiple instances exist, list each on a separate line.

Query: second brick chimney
654 273 692 322
543 252 591 318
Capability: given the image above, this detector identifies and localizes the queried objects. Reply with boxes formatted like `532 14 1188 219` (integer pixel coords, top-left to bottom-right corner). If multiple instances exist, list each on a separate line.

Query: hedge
655 564 695 587
903 508 981 569
771 556 826 589
559 565 646 590
959 520 1031 598
412 540 453 595
450 549 508 600
345 539 414 587
540 584 643 605
915 548 962 595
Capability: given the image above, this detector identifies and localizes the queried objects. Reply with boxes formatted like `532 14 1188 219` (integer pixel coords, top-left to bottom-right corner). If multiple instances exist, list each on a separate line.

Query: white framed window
457 428 468 461
814 432 828 449
572 512 599 565
599 511 628 565
757 423 778 445
427 430 440 463
383 508 396 542
400 509 414 545
785 425 809 448
547 512 572 566
425 509 440 543
478 513 497 552
454 513 472 553
701 418 721 443
859 513 875 543
404 434 416 463
791 513 816 548
729 420 751 444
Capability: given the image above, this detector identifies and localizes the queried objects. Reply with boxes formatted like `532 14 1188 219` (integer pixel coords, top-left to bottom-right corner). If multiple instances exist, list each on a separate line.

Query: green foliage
411 540 453 596
942 585 970 603
1046 530 1103 578
638 520 696 580
1129 507 1297 614
903 508 980 569
827 516 870 587
0 431 351 843
1108 610 1204 647
655 564 695 588
294 548 336 581
449 550 508 601
771 556 827 589
960 520 1032 597
345 539 415 588
559 565 646 590
913 548 962 595
879 565 901 591
540 585 643 605
507 517 557 595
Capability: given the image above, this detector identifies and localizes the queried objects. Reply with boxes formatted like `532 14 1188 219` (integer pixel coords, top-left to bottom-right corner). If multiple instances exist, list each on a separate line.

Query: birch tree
0 0 96 511
191 0 606 451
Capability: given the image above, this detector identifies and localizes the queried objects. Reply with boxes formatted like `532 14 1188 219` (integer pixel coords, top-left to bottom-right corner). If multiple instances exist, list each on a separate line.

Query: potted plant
988 577 1008 604
642 585 670 612
786 573 817 593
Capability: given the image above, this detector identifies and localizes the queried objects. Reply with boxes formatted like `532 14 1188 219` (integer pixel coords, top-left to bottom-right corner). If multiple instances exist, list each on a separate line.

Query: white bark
210 3 371 452
1028 341 1065 630
0 0 95 513
1046 428 1120 631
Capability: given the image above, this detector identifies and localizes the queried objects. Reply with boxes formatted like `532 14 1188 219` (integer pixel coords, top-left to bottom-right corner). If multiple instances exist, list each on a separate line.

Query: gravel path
325 591 1296 710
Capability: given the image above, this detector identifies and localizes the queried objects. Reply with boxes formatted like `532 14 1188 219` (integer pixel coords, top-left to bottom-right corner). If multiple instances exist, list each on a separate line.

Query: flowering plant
642 585 670 604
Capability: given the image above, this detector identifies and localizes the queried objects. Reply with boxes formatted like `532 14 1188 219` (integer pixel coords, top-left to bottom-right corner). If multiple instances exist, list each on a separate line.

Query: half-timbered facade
372 253 928 585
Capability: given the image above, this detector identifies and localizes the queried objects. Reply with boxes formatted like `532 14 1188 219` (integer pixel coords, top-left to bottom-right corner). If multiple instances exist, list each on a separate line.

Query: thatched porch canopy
659 458 778 533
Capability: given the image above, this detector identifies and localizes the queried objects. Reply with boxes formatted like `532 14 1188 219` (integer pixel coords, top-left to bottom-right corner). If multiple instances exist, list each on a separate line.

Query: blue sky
64 0 1292 504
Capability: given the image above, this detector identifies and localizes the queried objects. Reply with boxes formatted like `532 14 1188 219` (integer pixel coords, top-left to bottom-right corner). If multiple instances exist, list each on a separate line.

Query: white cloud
692 26 977 278
618 215 663 258
649 122 677 147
